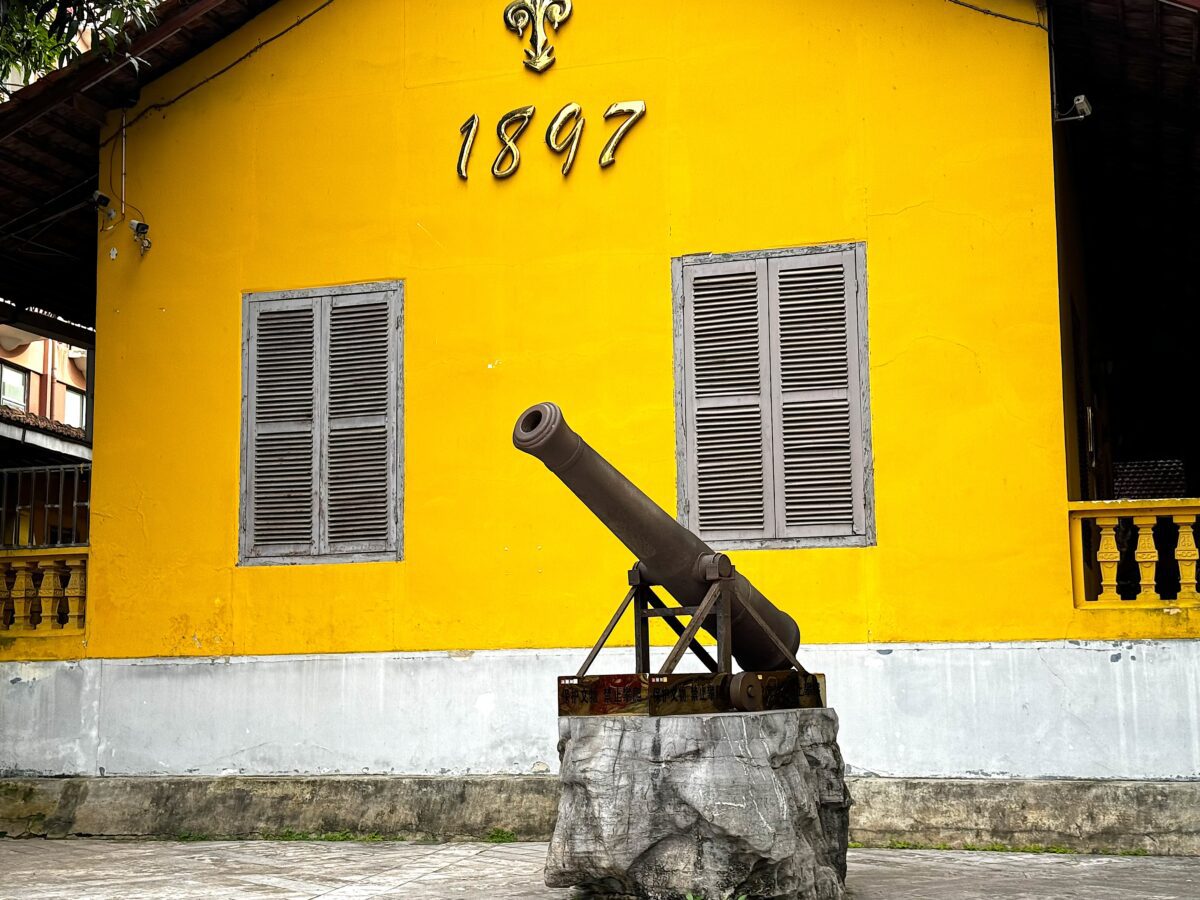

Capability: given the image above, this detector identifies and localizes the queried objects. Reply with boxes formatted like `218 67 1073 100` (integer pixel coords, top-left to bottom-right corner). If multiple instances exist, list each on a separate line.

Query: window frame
63 387 86 429
239 281 404 567
672 243 875 550
1 363 30 412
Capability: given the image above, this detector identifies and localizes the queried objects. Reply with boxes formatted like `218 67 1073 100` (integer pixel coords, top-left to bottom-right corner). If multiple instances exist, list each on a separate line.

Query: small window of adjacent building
674 244 873 549
64 388 86 428
1 364 28 411
240 282 403 565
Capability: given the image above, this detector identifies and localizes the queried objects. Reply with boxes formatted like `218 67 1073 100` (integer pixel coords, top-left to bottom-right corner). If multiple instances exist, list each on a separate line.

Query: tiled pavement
1 839 1199 899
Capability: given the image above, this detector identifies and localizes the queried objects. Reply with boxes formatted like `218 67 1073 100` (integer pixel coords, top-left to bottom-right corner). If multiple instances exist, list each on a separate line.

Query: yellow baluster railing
64 556 87 630
37 559 67 629
1132 516 1161 602
1095 517 1121 602
0 561 12 629
0 549 87 635
11 560 37 631
1175 515 1199 602
1069 500 1200 609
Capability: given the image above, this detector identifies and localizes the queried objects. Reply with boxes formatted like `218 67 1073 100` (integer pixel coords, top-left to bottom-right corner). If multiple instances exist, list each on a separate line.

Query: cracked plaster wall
3 641 1198 779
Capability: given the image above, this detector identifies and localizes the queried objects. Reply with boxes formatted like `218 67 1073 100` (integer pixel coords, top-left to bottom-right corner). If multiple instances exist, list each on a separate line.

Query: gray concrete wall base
2 776 1197 855
848 777 1200 857
0 776 560 842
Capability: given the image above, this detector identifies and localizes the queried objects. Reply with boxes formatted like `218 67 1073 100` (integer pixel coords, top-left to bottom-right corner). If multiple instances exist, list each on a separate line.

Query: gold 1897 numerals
457 101 646 180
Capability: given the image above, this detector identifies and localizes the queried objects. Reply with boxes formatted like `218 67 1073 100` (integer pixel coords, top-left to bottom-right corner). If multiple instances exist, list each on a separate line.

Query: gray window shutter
246 298 319 557
767 250 865 537
682 259 775 540
320 289 400 554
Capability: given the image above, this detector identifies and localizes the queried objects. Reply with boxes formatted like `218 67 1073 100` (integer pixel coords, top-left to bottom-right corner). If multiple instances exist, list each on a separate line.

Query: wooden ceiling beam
1160 0 1200 13
0 168 96 243
1 218 92 256
0 0 230 143
3 133 92 178
13 125 95 163
0 212 93 260
0 172 49 204
43 110 103 149
0 147 73 193
70 94 111 127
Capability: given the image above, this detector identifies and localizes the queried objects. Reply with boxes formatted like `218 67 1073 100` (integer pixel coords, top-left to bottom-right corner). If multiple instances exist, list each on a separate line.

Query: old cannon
513 401 825 716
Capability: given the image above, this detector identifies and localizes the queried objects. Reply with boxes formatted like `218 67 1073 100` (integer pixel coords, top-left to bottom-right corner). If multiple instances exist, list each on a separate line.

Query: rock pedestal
546 708 851 900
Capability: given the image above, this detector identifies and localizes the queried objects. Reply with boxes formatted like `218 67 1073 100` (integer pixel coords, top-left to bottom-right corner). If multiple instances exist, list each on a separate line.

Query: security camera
91 191 111 209
128 219 150 237
1055 93 1093 124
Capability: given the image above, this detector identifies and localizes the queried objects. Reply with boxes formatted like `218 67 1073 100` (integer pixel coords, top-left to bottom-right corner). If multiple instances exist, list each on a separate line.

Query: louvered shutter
246 298 319 557
682 259 776 540
767 251 865 537
320 290 399 555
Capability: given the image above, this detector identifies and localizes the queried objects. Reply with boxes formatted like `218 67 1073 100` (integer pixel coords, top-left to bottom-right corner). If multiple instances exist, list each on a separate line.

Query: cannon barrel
513 402 800 672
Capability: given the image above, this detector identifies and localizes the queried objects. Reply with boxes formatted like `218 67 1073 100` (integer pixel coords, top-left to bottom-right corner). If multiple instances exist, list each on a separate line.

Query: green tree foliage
0 0 154 97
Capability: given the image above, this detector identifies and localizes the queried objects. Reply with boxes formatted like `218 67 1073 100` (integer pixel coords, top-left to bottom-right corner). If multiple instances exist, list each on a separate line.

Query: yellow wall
7 0 1197 663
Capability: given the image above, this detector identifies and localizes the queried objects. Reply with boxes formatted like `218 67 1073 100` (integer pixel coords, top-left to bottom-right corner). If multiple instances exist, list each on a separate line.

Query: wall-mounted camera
128 219 152 254
1056 94 1093 123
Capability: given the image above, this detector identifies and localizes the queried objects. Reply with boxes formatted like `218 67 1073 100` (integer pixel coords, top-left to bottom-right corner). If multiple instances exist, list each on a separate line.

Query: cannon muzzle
514 402 800 672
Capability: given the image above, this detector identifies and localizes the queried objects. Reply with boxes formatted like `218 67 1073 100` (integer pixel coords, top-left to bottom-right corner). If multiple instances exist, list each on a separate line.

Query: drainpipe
47 339 56 422
41 339 51 417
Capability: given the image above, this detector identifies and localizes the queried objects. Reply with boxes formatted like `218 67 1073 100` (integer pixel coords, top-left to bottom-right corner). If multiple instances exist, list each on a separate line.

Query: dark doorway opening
1053 0 1200 502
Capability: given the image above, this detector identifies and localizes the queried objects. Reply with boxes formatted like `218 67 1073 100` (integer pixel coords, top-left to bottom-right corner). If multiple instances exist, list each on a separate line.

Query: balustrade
0 465 90 635
1070 501 1200 607
0 550 87 633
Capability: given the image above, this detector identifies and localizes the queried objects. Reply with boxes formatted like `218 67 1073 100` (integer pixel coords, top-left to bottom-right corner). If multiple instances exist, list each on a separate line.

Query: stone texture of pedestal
546 708 851 900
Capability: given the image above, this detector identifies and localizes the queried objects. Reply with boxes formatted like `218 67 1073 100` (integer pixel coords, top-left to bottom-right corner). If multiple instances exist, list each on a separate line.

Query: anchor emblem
503 0 573 73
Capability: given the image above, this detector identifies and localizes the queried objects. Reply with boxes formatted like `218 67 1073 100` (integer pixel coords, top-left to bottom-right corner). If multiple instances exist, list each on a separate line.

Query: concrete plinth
546 708 851 900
